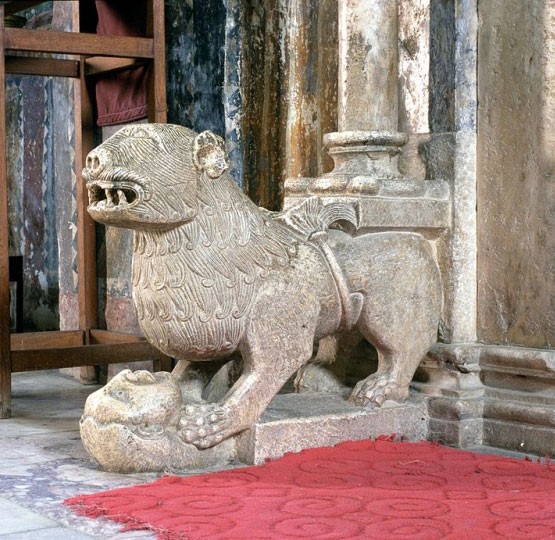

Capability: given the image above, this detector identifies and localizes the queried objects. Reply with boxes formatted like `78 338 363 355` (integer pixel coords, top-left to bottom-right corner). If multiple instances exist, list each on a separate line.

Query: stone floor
0 370 539 540
0 371 227 539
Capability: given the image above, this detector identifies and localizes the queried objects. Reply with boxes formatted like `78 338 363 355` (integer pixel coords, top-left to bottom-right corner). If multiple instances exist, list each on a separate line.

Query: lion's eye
112 390 128 401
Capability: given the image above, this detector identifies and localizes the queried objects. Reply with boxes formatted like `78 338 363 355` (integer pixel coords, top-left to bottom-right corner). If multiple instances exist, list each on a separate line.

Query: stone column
310 0 406 194
338 0 398 132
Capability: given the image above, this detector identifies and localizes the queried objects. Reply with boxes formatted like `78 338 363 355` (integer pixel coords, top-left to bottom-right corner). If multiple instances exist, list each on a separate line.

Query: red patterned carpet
65 439 555 540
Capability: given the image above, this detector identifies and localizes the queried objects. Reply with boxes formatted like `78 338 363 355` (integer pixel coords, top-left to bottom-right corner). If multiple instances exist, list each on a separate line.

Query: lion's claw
178 403 230 448
349 375 408 408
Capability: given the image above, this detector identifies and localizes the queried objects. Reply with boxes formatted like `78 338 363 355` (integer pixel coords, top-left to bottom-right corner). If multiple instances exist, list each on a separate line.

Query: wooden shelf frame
4 28 155 58
5 55 148 78
0 0 170 419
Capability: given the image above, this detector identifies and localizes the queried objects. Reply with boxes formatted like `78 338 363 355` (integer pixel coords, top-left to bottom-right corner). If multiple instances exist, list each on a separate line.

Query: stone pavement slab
0 525 94 539
0 496 58 536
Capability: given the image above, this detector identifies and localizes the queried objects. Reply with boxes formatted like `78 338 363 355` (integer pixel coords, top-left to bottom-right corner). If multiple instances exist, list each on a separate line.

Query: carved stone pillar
284 0 450 232
309 0 406 194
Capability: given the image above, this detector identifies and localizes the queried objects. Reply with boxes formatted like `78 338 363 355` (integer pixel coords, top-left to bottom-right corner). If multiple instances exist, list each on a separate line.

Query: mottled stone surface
448 129 477 343
6 1 66 331
165 0 337 209
429 0 456 133
477 0 554 348
398 0 430 134
239 0 338 209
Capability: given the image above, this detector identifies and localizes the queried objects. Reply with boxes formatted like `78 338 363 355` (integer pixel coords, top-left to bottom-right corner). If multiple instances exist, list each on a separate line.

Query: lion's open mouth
87 180 141 211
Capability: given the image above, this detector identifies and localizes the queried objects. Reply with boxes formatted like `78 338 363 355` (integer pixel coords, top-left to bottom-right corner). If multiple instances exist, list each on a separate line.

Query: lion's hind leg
348 301 438 408
348 327 435 408
348 350 413 408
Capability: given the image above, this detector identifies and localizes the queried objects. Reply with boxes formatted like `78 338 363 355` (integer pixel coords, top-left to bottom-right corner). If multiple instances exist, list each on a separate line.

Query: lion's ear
192 130 229 179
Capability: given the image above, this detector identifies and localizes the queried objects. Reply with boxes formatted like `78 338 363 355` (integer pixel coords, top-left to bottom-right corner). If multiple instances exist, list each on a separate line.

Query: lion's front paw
348 374 409 408
177 403 230 449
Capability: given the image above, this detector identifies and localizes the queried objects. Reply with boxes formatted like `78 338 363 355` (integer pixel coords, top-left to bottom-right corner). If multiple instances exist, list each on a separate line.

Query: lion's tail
272 196 358 241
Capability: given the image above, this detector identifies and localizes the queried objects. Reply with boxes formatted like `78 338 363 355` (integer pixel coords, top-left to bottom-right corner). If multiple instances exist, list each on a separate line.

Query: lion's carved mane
133 171 299 359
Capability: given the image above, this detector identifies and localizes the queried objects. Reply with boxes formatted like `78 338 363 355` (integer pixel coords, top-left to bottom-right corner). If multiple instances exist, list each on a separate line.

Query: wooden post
147 0 167 123
0 6 12 418
73 2 97 383
148 0 171 372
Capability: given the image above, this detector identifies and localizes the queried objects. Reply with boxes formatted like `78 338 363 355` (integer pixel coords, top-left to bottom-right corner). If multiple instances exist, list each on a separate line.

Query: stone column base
308 131 407 195
413 342 555 457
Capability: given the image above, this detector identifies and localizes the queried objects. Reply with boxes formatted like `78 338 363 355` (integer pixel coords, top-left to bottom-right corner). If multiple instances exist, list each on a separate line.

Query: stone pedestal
238 393 428 465
282 0 452 461
295 0 450 223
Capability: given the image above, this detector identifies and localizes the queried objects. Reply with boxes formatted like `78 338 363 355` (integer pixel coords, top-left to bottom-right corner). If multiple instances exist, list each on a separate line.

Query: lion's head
85 124 229 230
80 369 233 472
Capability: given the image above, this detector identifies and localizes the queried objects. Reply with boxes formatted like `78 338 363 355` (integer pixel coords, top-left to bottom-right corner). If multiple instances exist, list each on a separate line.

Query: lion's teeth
105 189 114 207
117 189 127 205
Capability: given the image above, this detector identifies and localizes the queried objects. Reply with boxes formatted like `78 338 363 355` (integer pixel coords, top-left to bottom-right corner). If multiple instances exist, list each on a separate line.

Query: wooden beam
89 329 144 345
153 356 173 373
85 56 146 77
0 6 11 418
147 0 166 122
12 341 165 372
70 1 97 385
10 330 84 351
90 330 173 371
75 55 97 334
5 55 79 77
75 50 98 384
4 28 154 58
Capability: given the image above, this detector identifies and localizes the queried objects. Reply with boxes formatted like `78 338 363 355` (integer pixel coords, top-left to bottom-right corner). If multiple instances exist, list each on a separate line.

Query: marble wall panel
6 2 62 331
477 0 554 348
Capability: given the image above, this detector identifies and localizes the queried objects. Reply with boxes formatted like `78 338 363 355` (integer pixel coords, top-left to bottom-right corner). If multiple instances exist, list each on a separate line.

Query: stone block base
194 341 554 469
236 393 428 465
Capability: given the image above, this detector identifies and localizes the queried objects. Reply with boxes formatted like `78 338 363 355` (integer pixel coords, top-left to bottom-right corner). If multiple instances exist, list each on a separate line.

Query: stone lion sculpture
82 123 441 472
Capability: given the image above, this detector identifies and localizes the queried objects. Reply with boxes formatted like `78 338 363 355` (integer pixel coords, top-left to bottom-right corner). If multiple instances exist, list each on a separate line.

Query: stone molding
283 192 451 232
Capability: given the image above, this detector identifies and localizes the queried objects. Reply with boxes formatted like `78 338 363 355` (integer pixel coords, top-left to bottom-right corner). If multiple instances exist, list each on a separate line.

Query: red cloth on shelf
64 439 555 540
94 0 148 127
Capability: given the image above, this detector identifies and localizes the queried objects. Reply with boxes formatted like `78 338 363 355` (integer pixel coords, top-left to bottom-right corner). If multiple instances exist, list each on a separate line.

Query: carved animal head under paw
79 369 182 472
85 124 229 230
